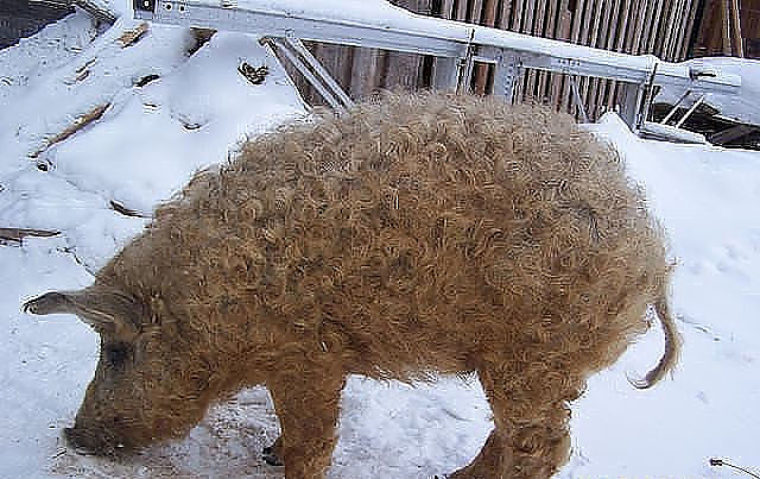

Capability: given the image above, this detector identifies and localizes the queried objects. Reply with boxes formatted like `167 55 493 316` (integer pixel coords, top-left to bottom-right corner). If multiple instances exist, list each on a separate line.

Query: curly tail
630 292 682 389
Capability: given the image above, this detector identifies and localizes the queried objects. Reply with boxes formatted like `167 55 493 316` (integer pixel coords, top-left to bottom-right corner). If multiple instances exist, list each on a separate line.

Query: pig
24 91 679 479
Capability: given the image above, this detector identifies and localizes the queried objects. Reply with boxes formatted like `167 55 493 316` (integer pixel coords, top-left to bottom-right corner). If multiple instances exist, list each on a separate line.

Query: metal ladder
133 0 742 140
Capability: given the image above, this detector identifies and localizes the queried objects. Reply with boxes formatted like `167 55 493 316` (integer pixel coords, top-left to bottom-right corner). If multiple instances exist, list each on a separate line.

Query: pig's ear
23 288 140 337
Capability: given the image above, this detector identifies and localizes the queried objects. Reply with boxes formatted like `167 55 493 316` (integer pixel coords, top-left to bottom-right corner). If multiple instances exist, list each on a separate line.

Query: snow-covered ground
1 5 759 479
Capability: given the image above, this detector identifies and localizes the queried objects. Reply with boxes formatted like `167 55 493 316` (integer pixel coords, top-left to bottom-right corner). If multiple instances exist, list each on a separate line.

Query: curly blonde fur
25 92 679 479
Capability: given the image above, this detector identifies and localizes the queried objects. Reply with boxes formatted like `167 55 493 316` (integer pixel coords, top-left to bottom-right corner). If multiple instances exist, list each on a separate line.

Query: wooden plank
523 0 536 33
349 48 381 99
471 0 485 23
531 0 548 103
574 0 595 117
0 228 60 246
457 0 470 20
658 0 679 58
498 0 514 29
522 0 541 102
552 7 572 110
383 0 426 91
475 0 498 94
537 0 559 100
730 0 744 56
645 0 665 53
631 0 649 54
592 0 622 117
586 0 609 118
722 0 733 55
561 0 586 112
671 0 691 59
654 0 671 55
623 0 641 52
442 0 456 18
667 0 686 59
511 0 525 31
606 0 632 110
679 0 700 59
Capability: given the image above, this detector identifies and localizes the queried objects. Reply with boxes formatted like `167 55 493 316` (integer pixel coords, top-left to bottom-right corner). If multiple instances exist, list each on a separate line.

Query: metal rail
133 0 742 134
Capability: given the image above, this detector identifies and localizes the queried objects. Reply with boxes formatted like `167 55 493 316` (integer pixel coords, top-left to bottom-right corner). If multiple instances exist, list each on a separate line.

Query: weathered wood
671 0 690 59
730 0 744 56
709 124 756 144
666 0 685 59
606 0 631 110
631 0 648 54
522 0 540 102
722 0 733 55
499 0 515 29
349 48 382 99
511 0 525 31
471 0 485 23
537 0 559 102
679 0 699 59
0 228 60 245
475 0 499 93
457 0 470 20
657 0 678 58
552 6 572 109
593 0 622 116
645 0 665 53
582 0 606 119
30 104 110 159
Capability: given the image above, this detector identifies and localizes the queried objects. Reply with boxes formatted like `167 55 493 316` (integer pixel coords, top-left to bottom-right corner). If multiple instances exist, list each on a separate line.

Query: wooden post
499 0 515 30
475 0 499 94
606 0 632 111
583 0 606 119
593 0 623 118
552 4 572 110
537 0 559 103
730 0 744 56
679 0 700 59
721 0 733 55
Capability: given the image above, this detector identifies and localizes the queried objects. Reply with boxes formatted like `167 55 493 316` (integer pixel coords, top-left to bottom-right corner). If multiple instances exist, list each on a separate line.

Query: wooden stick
0 228 60 245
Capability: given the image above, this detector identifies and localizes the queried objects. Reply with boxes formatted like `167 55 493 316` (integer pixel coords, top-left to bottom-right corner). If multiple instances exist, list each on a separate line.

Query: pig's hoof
262 444 283 467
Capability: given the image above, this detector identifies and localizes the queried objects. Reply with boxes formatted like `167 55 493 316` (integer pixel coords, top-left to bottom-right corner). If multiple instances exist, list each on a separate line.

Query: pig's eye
104 343 131 368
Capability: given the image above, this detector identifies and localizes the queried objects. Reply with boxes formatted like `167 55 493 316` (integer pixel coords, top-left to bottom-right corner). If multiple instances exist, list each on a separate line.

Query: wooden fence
287 0 701 120
693 0 760 58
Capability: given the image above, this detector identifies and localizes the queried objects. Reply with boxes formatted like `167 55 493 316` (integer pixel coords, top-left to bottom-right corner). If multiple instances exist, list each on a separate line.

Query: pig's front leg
266 362 345 479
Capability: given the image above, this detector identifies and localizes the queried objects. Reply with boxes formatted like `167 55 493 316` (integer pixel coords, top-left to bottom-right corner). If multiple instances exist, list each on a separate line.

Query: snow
2 8 760 479
656 57 760 126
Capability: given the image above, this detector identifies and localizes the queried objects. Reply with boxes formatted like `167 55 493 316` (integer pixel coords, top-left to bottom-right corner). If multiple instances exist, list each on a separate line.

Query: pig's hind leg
446 359 581 479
